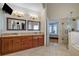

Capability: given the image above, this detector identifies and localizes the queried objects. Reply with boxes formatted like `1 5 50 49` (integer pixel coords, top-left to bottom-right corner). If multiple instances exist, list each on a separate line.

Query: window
49 23 58 35
49 25 52 33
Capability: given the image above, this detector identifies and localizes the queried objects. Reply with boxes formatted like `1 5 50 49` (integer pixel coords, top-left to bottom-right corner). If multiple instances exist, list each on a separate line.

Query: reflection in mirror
7 18 26 30
27 21 40 31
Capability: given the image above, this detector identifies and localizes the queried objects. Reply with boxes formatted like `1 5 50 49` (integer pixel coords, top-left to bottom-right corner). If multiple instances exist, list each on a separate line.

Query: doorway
48 21 59 44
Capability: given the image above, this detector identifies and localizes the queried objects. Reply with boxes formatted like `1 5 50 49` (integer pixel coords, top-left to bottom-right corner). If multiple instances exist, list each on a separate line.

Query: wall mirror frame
27 20 40 31
7 17 26 30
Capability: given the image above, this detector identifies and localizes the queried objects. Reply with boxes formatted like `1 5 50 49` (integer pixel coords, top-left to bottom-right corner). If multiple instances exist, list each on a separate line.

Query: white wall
40 9 47 46
47 3 79 20
0 9 5 34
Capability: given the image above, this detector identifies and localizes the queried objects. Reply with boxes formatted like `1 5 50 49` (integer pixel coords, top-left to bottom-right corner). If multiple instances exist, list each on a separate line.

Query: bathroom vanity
0 33 44 55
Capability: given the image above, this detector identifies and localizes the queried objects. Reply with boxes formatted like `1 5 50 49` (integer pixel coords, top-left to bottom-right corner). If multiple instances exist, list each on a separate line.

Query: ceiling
14 3 43 11
0 3 43 13
8 3 43 13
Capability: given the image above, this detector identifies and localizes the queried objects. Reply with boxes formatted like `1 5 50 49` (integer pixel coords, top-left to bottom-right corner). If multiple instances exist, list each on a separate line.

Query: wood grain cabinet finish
33 36 39 47
21 37 28 49
38 35 44 46
0 38 2 55
33 35 44 47
0 35 44 55
12 37 21 52
1 37 13 55
26 36 33 49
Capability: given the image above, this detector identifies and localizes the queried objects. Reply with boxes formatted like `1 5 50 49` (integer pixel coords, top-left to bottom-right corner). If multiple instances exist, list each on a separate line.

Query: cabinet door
8 39 13 53
21 38 28 49
33 36 39 47
2 38 9 54
13 37 21 52
0 39 1 55
25 36 32 49
2 37 13 54
38 35 44 46
21 36 32 49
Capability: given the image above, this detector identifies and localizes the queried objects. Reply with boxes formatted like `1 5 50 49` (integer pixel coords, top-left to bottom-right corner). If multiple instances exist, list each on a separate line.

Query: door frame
46 20 60 46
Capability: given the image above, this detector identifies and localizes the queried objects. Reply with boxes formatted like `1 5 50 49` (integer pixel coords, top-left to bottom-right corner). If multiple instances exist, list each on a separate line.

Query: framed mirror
7 18 26 30
27 21 40 31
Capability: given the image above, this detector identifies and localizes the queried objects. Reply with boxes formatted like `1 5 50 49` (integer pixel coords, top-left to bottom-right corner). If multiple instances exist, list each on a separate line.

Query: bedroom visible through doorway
48 21 59 44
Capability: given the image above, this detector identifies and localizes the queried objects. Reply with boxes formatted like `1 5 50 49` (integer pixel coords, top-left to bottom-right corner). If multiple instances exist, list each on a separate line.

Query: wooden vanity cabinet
38 35 44 46
1 37 13 55
21 36 28 49
26 36 32 49
0 38 2 55
32 35 44 47
12 37 22 52
21 36 32 49
32 36 39 47
0 35 44 55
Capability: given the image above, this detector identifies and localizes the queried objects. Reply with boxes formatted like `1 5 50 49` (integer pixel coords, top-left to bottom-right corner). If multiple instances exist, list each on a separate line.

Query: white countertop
0 32 44 37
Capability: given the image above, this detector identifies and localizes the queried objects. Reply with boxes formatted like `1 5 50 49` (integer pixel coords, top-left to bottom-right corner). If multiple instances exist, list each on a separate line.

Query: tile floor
5 43 79 56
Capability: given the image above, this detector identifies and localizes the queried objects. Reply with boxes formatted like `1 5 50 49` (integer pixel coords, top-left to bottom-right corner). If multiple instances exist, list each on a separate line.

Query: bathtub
68 31 79 51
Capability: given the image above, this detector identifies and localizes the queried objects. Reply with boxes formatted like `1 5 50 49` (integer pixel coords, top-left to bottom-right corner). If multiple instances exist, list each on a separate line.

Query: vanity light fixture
29 14 38 20
12 10 24 17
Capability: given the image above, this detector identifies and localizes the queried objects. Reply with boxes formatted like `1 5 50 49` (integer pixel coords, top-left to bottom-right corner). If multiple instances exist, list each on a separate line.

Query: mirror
27 21 40 31
7 18 26 30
